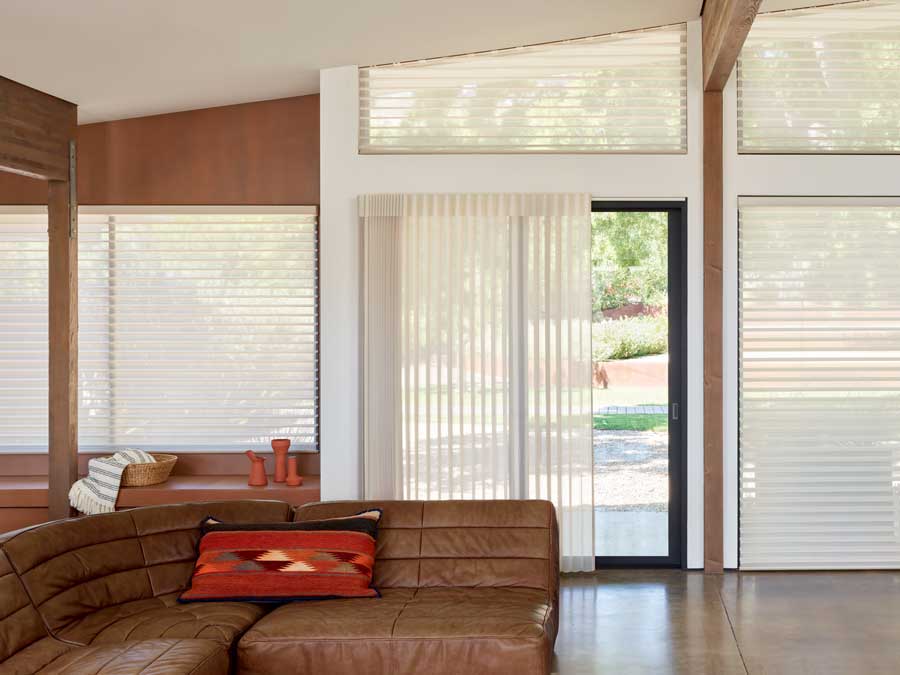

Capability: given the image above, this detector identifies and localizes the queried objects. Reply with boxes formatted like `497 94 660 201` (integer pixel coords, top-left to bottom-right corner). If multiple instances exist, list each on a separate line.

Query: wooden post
0 77 77 520
701 0 761 572
703 91 724 573
47 143 78 520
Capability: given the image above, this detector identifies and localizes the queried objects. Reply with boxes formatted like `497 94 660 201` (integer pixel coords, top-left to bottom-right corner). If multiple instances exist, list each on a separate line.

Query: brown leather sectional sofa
0 499 559 674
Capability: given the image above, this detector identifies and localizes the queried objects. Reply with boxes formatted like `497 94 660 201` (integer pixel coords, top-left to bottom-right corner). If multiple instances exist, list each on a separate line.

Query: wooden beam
0 77 75 181
702 0 762 92
703 91 724 573
701 0 760 573
0 76 77 519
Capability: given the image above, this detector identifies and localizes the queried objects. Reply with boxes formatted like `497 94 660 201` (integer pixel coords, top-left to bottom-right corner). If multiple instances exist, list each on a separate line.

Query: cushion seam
388 589 419 639
58 597 166 642
30 565 149 611
6 533 140 574
44 645 105 673
119 609 188 642
416 503 424 587
186 645 224 675
2 546 86 647
240 634 547 644
135 640 178 674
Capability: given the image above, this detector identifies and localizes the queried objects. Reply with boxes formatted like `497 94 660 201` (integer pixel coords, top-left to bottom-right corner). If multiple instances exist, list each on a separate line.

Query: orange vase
245 450 268 487
271 439 291 483
286 456 303 487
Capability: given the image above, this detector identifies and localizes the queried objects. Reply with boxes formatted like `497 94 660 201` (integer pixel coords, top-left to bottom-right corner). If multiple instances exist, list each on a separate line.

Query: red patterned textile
180 511 381 602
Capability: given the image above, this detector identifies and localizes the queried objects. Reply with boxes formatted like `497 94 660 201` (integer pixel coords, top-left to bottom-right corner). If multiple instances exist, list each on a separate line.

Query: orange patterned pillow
179 509 382 602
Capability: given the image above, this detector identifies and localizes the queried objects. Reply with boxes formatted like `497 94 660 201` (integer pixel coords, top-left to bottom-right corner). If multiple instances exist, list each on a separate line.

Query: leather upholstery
292 500 558 594
238 587 553 675
3 500 289 637
0 549 48 663
0 500 290 674
0 499 560 675
0 549 73 675
238 500 559 675
1 549 230 675
55 592 265 647
33 639 227 675
1 500 289 647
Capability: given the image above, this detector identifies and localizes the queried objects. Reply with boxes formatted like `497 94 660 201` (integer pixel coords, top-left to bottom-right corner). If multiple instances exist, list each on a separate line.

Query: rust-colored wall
0 94 319 205
0 95 321 532
0 172 46 203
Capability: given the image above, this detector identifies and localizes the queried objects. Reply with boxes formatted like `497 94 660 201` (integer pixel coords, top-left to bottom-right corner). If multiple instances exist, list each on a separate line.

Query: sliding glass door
592 202 686 567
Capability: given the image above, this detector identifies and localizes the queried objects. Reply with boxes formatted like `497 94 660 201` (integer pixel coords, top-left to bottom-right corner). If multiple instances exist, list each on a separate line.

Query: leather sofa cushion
293 500 557 594
131 500 292 597
0 550 74 675
237 587 553 675
4 511 151 632
0 549 50 664
34 639 227 675
1 636 73 675
2 501 291 634
55 591 265 648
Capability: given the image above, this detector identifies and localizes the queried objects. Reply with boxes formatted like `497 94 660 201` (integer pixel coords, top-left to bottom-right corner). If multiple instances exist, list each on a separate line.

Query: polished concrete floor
553 569 900 674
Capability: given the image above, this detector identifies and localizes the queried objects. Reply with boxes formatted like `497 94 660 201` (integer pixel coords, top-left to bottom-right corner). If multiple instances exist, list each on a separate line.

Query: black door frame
592 200 688 569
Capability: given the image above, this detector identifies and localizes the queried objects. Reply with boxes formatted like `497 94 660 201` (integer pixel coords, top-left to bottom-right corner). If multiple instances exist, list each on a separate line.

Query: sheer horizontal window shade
359 23 687 154
739 198 900 570
78 208 319 453
0 209 48 452
739 2 900 153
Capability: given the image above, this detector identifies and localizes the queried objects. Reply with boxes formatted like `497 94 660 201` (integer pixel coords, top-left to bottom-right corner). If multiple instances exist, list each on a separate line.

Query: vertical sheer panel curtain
362 194 594 572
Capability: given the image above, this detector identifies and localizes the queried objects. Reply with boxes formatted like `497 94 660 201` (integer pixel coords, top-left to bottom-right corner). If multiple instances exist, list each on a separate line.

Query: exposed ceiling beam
0 76 75 181
702 0 762 91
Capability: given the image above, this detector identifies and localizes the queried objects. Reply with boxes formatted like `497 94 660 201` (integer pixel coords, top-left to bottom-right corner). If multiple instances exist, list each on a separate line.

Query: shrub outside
593 313 668 362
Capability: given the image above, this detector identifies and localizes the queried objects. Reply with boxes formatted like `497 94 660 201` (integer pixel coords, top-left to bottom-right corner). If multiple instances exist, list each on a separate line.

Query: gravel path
594 429 668 512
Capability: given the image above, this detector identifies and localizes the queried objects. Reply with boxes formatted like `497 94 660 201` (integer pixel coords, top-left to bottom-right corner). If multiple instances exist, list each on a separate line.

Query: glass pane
592 211 669 557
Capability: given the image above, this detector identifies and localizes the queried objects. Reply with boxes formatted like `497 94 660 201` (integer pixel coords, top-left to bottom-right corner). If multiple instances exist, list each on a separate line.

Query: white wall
721 73 900 569
321 20 707 567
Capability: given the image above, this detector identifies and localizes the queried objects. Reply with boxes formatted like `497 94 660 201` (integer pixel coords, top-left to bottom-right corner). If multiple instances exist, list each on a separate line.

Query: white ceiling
0 0 849 124
1 0 704 124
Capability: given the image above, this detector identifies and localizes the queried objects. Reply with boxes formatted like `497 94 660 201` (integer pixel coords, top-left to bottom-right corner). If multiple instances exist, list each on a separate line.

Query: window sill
0 475 320 509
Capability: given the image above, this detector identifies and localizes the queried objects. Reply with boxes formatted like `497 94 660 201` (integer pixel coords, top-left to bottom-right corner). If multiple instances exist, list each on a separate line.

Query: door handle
671 403 679 421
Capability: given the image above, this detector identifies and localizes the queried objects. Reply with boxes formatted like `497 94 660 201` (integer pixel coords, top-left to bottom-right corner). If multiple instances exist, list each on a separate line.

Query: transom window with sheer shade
739 1 900 154
739 198 900 570
0 208 48 453
78 207 319 453
359 23 687 154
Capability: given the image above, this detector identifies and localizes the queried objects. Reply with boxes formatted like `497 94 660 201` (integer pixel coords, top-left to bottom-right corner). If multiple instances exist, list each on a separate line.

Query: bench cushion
35 639 227 675
237 587 553 675
54 592 264 648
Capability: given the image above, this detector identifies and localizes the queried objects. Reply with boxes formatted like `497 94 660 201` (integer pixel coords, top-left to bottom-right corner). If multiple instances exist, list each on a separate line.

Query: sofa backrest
0 548 49 663
293 500 559 597
1 500 291 633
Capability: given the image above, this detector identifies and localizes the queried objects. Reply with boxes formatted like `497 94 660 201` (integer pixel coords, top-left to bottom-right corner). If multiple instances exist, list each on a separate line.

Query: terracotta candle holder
245 450 268 487
271 438 291 483
286 456 304 487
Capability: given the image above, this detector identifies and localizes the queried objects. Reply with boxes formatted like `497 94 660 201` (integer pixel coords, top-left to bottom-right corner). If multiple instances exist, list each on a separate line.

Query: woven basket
121 453 177 487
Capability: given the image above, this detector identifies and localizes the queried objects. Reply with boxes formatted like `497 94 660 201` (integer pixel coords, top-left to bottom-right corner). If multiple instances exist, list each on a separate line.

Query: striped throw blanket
68 449 156 515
